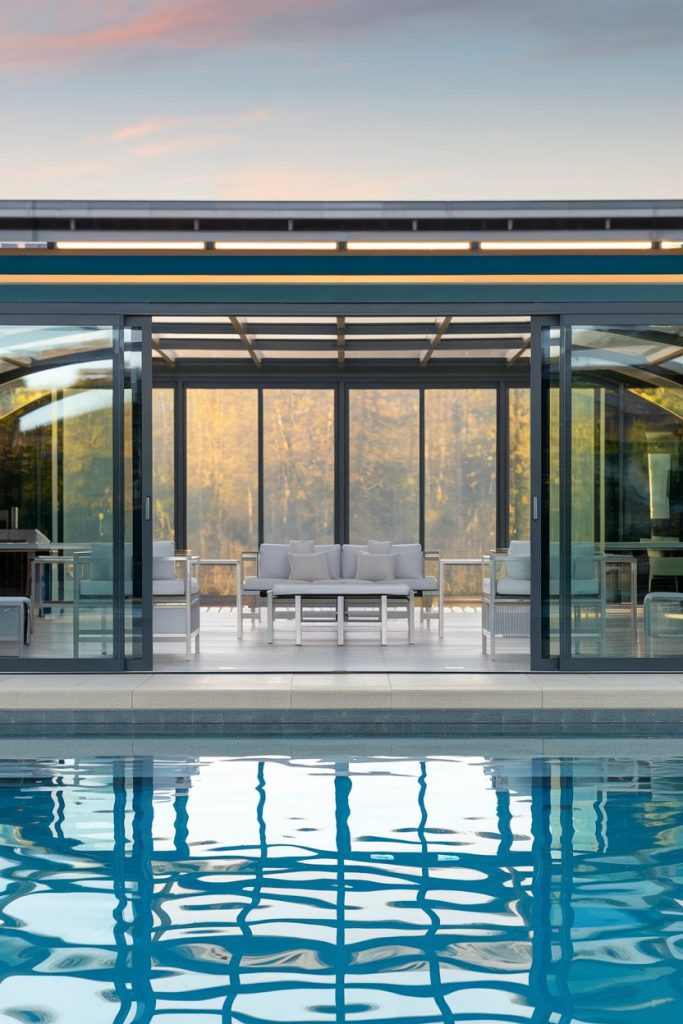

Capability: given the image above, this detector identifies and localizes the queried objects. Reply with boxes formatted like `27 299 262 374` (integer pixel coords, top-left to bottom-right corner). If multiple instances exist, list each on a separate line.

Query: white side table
198 559 243 638
438 557 483 638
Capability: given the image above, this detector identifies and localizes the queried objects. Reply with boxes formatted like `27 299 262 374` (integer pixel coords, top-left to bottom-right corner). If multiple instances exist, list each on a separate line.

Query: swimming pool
0 748 681 1023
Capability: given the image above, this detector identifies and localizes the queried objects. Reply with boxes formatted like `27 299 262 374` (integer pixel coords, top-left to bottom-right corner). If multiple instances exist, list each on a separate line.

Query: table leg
267 591 274 644
236 563 243 640
381 595 388 646
295 595 302 646
408 592 415 644
337 596 344 645
438 566 444 639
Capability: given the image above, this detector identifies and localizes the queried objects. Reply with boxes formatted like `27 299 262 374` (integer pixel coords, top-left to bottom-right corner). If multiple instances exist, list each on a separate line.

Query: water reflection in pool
0 753 682 1022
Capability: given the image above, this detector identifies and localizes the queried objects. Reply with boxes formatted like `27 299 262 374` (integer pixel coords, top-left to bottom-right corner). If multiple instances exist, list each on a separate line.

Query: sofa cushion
153 540 176 580
315 544 341 579
368 539 392 554
288 551 331 582
356 551 397 582
260 543 340 580
396 576 437 591
244 576 296 593
259 544 291 579
341 544 366 578
495 578 531 596
392 544 424 580
289 539 315 553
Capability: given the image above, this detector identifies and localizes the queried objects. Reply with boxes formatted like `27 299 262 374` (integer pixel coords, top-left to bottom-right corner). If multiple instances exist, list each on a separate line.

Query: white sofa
241 542 437 639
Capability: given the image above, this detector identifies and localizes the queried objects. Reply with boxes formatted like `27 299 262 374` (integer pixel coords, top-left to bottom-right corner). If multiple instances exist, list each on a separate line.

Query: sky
1 0 683 201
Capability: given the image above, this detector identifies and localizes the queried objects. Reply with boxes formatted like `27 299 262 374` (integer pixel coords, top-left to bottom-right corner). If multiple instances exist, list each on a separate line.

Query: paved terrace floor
2 670 683 710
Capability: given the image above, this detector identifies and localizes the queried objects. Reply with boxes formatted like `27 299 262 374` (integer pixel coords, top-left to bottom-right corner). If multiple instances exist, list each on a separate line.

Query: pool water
0 752 682 1023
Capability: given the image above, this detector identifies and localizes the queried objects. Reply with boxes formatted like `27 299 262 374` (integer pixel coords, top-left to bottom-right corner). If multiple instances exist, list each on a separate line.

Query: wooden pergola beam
229 316 262 368
420 316 453 368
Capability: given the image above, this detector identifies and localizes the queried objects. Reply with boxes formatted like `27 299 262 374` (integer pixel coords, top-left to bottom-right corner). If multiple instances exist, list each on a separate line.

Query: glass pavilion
1 199 683 673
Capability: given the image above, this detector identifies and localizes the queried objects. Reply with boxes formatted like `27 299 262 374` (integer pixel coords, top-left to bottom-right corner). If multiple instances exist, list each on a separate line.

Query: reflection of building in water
0 755 682 1024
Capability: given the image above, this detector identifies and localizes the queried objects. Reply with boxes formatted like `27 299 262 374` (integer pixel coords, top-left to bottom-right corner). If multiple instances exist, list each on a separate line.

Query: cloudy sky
1 0 682 200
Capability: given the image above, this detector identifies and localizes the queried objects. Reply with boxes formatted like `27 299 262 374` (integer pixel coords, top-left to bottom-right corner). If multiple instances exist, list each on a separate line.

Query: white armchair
481 540 530 660
153 541 200 660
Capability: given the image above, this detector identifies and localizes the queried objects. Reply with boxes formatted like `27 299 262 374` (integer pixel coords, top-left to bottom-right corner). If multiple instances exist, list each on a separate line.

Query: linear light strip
55 241 206 251
214 241 337 251
480 240 653 251
346 241 471 251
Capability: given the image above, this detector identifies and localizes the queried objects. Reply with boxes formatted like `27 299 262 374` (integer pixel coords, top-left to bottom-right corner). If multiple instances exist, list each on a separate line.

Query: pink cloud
111 117 172 142
111 109 271 156
0 0 324 69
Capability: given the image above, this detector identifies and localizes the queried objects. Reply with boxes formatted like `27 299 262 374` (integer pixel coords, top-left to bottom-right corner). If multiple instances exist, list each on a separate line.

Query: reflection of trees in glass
61 388 114 542
509 388 530 541
263 390 334 543
186 390 258 594
152 388 174 541
349 390 419 544
426 389 496 596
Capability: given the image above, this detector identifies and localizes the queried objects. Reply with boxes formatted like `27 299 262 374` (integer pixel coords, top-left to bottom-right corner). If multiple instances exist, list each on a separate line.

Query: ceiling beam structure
420 316 453 368
228 316 262 367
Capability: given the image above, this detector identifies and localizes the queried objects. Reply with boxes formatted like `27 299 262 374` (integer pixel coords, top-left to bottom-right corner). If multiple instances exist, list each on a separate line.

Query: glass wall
509 387 531 541
0 324 118 661
565 325 683 661
425 389 497 597
152 387 174 542
263 390 335 543
349 389 419 543
186 389 258 598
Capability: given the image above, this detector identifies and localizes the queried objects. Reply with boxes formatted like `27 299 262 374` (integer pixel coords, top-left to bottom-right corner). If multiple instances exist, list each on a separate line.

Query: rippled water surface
0 752 682 1022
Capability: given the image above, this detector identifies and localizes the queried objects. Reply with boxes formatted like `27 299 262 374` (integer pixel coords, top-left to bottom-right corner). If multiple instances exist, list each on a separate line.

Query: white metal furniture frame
438 557 483 638
198 558 243 639
267 585 415 646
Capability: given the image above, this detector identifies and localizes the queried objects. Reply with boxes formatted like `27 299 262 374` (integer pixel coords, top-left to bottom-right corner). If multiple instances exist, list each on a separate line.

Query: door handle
144 496 151 521
532 496 539 521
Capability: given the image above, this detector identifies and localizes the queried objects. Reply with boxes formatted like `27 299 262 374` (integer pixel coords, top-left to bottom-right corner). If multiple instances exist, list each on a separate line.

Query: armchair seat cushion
153 579 200 596
484 578 531 597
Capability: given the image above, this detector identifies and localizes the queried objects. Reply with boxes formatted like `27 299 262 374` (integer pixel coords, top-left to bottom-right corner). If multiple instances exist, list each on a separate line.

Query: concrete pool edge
0 670 682 733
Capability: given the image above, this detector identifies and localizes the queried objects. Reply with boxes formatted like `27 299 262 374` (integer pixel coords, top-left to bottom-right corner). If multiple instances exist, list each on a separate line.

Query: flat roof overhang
3 250 683 306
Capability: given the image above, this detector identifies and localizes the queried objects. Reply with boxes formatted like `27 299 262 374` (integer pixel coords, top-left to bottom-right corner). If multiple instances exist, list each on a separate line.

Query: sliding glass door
536 319 683 669
0 320 148 669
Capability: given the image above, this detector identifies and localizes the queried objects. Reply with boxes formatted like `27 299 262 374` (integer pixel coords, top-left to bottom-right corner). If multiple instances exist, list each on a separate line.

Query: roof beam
229 316 261 367
420 316 453 368
337 316 346 366
151 337 175 366
507 336 532 365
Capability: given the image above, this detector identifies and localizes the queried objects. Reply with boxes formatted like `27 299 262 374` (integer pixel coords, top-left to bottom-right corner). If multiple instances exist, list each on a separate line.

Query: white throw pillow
368 539 392 554
356 551 397 582
288 551 331 581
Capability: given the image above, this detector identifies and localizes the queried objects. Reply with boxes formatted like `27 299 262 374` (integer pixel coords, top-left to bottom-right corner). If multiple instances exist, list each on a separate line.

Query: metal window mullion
175 383 187 551
558 320 573 666
419 389 425 550
112 316 125 668
258 388 264 546
496 384 510 549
